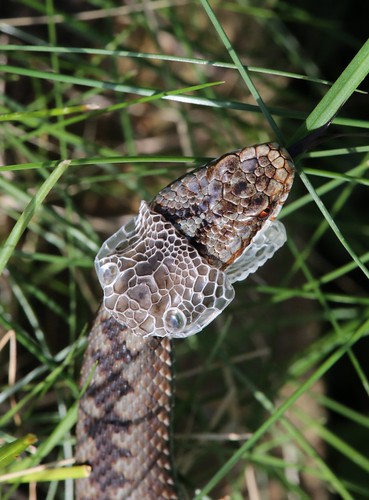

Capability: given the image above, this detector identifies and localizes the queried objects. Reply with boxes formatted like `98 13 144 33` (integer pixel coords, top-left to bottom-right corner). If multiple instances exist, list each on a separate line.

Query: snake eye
259 207 271 218
164 308 187 333
99 262 119 285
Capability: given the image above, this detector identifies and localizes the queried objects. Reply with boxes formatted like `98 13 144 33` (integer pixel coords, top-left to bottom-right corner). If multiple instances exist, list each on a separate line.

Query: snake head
152 142 294 268
95 143 294 338
95 201 235 338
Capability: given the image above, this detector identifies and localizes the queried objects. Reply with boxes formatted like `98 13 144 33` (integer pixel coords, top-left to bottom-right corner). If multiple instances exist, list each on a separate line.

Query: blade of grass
287 39 369 280
3 44 360 91
299 173 369 281
0 435 37 470
0 104 98 122
314 394 369 428
294 406 369 475
1 156 203 173
0 64 223 101
200 0 283 143
230 361 351 498
290 37 369 143
0 464 89 483
195 316 369 498
0 160 71 275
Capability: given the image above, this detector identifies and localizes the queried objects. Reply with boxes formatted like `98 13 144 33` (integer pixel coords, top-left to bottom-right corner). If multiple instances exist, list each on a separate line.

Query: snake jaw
225 219 287 283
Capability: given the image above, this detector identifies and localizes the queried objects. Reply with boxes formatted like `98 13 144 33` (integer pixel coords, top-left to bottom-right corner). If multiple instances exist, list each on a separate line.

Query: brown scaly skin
76 143 294 499
152 143 294 268
76 307 177 499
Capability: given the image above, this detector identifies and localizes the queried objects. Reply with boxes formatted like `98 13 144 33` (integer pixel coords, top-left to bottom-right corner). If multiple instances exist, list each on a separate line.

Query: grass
1 1 369 499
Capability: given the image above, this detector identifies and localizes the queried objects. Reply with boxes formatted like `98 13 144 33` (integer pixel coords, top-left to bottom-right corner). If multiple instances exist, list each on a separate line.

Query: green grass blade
0 435 37 470
200 0 283 142
291 38 369 142
0 160 71 275
195 317 369 498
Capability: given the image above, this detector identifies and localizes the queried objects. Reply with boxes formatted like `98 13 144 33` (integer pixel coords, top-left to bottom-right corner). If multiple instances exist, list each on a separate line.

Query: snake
75 142 295 499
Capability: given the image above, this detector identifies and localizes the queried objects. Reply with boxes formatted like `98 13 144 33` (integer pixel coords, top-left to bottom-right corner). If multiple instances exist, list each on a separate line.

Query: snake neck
76 305 177 500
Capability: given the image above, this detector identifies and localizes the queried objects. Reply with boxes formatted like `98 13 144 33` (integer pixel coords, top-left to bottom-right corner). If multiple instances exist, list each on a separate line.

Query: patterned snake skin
76 143 295 499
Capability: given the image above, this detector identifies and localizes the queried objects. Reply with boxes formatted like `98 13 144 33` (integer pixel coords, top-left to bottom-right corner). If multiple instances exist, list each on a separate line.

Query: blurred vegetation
0 1 369 499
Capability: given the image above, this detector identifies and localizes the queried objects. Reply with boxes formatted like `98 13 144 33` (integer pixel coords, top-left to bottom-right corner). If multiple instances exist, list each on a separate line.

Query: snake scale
76 142 295 499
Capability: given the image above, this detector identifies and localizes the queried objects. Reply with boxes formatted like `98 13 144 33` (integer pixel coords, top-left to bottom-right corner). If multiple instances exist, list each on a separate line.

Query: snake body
76 143 295 499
